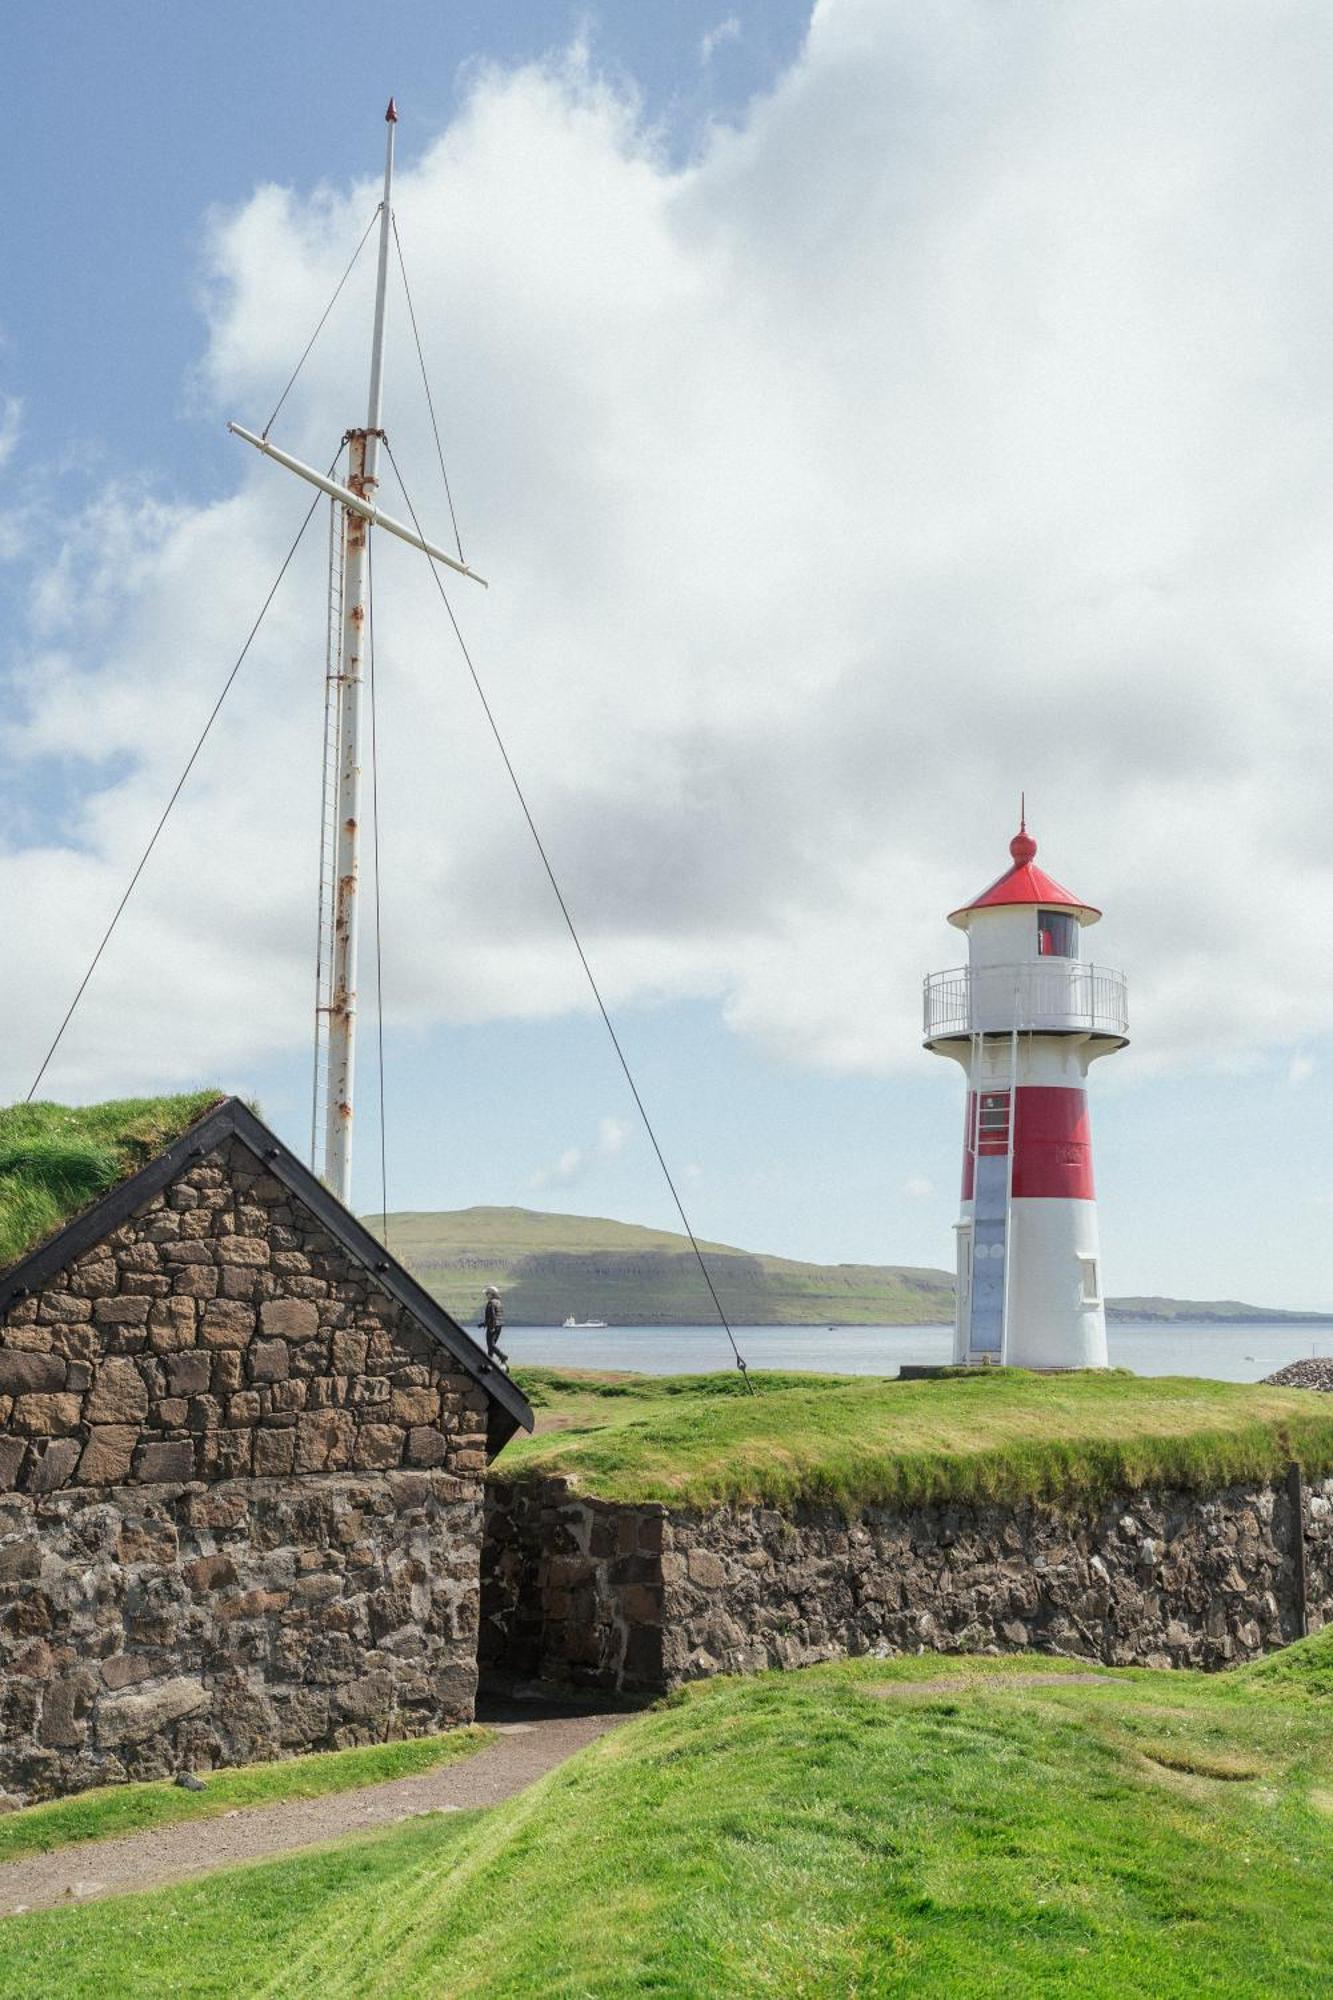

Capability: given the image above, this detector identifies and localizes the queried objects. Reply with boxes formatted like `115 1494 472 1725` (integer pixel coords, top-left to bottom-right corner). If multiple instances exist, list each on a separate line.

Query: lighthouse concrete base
956 1196 1109 1371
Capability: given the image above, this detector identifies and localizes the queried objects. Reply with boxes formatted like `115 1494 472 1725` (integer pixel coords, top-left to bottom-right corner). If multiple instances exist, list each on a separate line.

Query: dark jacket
483 1297 504 1339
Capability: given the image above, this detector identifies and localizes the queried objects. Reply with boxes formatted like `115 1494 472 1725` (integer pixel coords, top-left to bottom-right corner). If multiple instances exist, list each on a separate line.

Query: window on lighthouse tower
1037 910 1079 959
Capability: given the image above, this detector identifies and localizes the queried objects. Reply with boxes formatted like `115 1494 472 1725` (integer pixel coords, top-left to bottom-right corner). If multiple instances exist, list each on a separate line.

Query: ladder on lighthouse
965 1021 1019 1365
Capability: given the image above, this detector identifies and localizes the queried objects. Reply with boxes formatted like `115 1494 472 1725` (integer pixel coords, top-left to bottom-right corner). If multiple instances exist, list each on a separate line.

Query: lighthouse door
969 1091 1010 1357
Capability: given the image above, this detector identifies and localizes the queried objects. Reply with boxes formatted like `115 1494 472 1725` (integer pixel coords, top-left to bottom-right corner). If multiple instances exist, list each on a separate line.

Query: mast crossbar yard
229 100 484 1206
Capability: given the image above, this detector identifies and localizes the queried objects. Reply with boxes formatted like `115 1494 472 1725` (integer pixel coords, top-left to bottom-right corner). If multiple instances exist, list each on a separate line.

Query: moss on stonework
0 1092 226 1273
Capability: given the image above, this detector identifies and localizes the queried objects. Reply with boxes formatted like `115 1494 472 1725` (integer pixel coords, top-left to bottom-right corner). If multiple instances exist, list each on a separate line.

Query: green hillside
371 1204 1330 1328
373 1205 956 1326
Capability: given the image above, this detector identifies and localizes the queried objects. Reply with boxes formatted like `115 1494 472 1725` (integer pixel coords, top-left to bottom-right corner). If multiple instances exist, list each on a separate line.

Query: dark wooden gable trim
0 1096 533 1441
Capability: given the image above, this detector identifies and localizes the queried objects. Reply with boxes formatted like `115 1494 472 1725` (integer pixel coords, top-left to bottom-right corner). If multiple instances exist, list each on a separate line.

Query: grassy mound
0 1092 224 1271
1235 1621 1333 1698
502 1365 1333 1512
6 1650 1333 1997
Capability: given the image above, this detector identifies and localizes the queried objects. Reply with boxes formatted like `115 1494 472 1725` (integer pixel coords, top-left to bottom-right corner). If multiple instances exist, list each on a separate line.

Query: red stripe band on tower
961 1087 1094 1201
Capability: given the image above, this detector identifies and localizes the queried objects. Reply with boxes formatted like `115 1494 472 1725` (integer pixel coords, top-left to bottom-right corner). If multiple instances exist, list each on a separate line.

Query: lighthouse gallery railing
923 962 1128 1041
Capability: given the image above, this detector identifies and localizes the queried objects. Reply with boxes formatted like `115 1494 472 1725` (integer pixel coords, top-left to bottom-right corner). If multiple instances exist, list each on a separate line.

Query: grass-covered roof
505 1364 1333 1511
0 1092 224 1273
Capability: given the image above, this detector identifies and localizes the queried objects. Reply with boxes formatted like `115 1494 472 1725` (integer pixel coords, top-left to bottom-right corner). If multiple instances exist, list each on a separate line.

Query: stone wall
1 1468 479 1805
0 1136 493 1803
481 1470 1333 1695
482 1479 666 1693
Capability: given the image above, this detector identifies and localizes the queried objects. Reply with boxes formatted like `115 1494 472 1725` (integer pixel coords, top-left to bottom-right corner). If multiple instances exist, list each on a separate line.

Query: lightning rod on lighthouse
922 815 1128 1370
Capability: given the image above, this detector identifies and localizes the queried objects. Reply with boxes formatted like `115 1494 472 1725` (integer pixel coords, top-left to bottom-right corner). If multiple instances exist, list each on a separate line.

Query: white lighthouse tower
923 815 1128 1370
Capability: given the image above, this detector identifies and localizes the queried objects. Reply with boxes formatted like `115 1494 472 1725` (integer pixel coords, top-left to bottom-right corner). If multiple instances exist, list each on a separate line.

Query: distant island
370 1206 1333 1329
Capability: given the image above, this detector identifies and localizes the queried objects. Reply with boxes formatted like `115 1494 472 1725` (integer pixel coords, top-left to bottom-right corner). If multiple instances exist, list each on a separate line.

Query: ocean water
501 1319 1333 1386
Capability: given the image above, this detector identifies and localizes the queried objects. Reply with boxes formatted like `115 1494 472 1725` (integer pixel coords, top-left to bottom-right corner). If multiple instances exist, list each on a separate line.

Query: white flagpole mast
230 100 485 1206
317 98 398 1205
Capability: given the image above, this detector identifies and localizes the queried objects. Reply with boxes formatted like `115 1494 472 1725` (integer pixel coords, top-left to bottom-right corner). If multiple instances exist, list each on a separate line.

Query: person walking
479 1285 509 1369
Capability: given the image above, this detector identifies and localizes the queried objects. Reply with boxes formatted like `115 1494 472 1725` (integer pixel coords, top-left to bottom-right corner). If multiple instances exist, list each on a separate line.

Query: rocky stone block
12 1392 82 1436
133 1440 193 1484
39 1673 97 1749
260 1299 318 1342
160 1241 214 1266
332 1332 368 1374
197 1430 254 1480
77 1427 139 1485
211 1352 244 1395
406 1426 449 1468
217 1237 269 1269
173 1267 219 1300
37 1293 92 1324
93 1297 152 1327
166 1351 212 1397
85 1357 149 1425
70 1259 118 1299
23 1440 81 1494
249 1339 289 1383
295 1409 355 1473
184 1553 239 1592
353 1425 404 1471
147 1299 197 1355
200 1300 256 1351
0 1352 66 1394
0 1540 41 1584
391 1387 438 1427
97 1676 209 1748
253 1428 296 1476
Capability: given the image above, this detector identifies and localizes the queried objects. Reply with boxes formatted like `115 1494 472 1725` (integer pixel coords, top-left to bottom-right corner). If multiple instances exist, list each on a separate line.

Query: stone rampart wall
482 1470 1333 1695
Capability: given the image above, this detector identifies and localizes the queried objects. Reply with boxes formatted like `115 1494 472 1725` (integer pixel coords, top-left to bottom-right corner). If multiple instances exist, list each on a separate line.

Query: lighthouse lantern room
923 816 1128 1370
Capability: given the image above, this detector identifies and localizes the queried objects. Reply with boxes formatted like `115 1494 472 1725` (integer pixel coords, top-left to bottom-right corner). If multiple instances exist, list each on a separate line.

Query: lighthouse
923 816 1128 1370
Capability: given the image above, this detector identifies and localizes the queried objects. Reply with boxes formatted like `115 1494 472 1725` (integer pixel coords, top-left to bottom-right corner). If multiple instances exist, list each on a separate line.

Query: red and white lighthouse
923 817 1128 1370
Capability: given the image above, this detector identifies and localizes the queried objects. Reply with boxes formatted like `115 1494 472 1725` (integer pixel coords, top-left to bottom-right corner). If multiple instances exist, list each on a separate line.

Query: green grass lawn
6 1635 1333 1998
503 1364 1333 1511
0 1092 224 1269
0 1727 493 1863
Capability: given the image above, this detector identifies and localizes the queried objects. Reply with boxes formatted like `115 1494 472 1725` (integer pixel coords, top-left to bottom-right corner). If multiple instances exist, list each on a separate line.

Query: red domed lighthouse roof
948 819 1100 930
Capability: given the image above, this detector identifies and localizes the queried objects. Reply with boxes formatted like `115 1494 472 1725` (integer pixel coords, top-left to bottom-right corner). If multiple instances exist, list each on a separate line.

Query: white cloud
1289 1053 1316 1087
596 1116 631 1157
902 1175 934 1199
0 397 20 471
6 4 1333 1102
531 1112 635 1189
701 17 742 66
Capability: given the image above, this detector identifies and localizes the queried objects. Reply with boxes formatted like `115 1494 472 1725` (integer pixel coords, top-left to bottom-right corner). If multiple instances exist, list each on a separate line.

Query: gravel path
871 1671 1116 1697
0 1700 632 1918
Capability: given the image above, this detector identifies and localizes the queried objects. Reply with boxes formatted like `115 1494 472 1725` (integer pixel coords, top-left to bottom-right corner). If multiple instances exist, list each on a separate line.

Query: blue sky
4 2 1331 1309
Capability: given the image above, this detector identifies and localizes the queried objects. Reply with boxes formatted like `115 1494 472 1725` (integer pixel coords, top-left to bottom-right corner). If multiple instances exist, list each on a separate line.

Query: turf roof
0 1092 225 1273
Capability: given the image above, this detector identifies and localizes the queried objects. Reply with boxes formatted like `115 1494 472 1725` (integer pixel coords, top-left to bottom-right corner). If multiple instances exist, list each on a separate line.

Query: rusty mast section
229 100 486 1205
314 101 397 1206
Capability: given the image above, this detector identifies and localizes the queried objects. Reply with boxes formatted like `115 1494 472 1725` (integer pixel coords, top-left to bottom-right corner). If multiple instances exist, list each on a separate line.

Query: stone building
0 1095 532 1805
